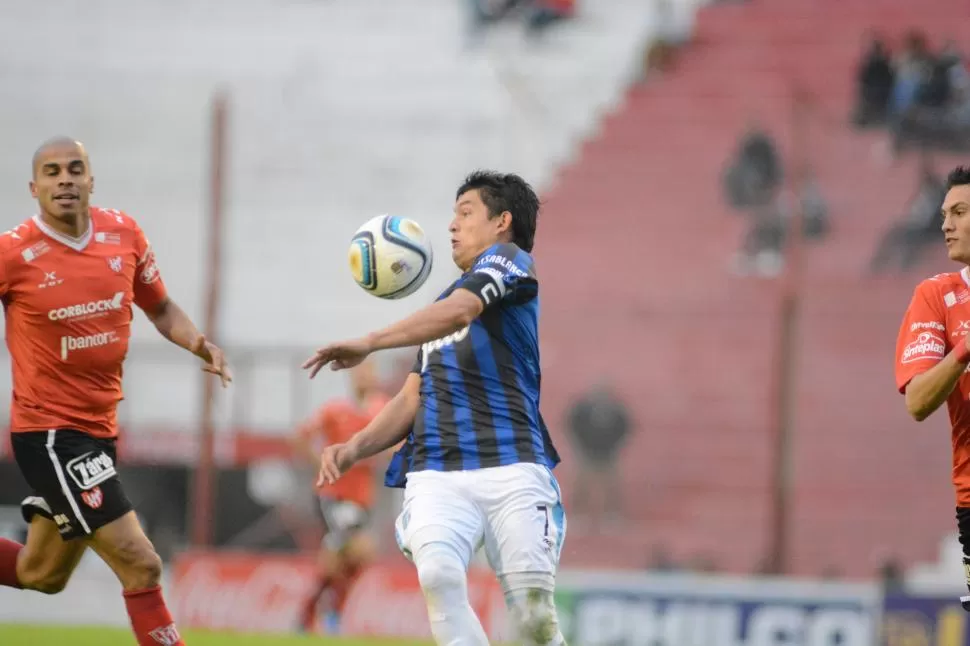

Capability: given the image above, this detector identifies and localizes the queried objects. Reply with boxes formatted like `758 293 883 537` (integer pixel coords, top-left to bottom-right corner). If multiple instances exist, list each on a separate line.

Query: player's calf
89 512 184 646
502 574 566 646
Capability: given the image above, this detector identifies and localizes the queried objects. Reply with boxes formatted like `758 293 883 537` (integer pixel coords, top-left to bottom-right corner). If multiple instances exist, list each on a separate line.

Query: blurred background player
895 165 970 611
0 137 231 646
308 171 567 646
291 360 389 634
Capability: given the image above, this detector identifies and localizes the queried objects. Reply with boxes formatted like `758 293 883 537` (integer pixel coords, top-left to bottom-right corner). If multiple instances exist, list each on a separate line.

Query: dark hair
946 166 970 190
456 171 539 252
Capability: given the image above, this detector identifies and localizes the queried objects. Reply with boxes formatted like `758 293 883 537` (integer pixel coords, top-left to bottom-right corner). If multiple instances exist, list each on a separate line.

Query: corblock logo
49 291 124 321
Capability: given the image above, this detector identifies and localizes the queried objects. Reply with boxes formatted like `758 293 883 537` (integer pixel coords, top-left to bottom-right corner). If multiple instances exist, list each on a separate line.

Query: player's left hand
193 336 232 388
302 337 373 378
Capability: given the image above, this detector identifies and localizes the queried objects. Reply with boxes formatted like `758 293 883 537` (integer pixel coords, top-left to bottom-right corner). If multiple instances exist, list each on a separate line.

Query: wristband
955 342 970 364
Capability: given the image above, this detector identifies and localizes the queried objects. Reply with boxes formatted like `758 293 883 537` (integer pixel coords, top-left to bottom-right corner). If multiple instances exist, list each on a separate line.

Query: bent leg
13 513 86 594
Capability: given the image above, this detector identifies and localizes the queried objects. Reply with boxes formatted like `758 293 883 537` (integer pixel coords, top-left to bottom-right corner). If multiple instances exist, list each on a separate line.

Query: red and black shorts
11 429 133 541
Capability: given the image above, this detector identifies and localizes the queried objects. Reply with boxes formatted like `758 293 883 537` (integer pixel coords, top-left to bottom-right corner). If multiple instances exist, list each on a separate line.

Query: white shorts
393 462 566 577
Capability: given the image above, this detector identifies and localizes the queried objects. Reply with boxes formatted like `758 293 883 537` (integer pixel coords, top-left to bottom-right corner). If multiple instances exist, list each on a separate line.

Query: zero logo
66 451 117 490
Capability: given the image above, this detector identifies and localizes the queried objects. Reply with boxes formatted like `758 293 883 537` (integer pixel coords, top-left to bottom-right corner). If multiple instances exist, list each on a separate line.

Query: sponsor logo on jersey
66 451 117 490
420 326 470 372
910 321 946 333
95 231 122 245
901 332 946 364
60 331 120 360
38 270 63 289
140 246 160 284
49 292 125 321
21 241 51 263
107 256 123 272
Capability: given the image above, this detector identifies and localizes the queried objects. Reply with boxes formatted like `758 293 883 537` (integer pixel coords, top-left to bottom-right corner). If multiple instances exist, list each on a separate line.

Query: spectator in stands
723 121 783 211
869 156 946 273
890 31 933 118
566 382 631 527
851 34 895 128
891 42 970 154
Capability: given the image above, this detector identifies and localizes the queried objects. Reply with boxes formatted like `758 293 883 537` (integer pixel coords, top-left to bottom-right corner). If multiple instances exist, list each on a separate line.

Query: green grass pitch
0 625 433 645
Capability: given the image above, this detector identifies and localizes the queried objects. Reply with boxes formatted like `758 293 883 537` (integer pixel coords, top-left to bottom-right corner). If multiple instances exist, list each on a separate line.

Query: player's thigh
394 471 485 568
479 463 566 578
16 515 87 592
11 428 133 542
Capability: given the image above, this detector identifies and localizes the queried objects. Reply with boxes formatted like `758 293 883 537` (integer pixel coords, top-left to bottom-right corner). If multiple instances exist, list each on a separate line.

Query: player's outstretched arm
144 297 232 387
318 373 420 484
302 290 483 377
905 341 970 421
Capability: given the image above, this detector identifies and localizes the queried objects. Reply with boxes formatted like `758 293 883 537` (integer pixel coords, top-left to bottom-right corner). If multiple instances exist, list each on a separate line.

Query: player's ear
497 211 512 235
89 176 95 194
29 181 38 199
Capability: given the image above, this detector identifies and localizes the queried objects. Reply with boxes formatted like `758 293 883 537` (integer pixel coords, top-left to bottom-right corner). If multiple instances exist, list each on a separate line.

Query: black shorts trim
12 429 132 540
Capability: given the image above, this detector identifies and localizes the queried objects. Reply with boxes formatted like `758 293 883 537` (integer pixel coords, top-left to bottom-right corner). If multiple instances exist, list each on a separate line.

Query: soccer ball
348 215 434 299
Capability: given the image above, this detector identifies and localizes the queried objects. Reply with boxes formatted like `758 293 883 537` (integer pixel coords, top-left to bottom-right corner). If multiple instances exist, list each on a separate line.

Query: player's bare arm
302 289 483 377
905 340 970 421
318 373 420 485
144 297 232 387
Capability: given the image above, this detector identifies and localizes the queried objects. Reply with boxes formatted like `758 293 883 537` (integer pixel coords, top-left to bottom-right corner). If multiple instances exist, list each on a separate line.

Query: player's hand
302 337 373 378
317 442 360 486
193 336 232 388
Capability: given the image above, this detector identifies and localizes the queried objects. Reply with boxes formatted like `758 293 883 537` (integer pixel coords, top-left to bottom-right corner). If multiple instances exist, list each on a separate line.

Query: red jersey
896 268 970 506
0 207 168 439
298 394 388 508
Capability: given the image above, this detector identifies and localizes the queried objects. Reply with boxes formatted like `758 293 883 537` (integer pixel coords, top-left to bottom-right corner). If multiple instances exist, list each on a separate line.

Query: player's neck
39 209 90 240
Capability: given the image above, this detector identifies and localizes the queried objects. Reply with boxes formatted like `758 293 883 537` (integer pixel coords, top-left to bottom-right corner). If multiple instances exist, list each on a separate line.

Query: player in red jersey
292 360 389 633
0 137 231 646
896 165 970 611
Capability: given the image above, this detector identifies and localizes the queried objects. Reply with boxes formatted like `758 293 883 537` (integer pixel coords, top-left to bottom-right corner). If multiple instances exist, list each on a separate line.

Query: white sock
501 573 566 646
414 541 489 646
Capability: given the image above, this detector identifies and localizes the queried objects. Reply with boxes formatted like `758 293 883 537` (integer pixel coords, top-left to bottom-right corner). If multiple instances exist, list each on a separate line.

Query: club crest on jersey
81 486 103 509
107 256 123 272
66 451 117 491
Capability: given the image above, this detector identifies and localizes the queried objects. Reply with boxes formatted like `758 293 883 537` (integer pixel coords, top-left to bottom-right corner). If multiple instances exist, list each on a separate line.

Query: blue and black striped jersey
384 242 560 487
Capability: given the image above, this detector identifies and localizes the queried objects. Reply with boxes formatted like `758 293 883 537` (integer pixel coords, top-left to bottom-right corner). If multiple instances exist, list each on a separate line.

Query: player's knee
17 566 71 595
415 543 467 598
112 541 163 590
508 588 562 646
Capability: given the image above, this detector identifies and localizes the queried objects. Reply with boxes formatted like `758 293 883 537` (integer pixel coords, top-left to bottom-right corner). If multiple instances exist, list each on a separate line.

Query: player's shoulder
475 242 535 275
0 216 39 249
913 270 968 299
90 206 142 234
320 398 353 418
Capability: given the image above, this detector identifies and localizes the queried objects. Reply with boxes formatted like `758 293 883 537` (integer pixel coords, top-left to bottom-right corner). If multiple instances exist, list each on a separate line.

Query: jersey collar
33 213 94 252
962 266 970 288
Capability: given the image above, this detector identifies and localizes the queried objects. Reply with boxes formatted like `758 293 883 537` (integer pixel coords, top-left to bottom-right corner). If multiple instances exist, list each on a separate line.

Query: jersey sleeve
457 242 537 310
131 221 168 312
895 281 949 393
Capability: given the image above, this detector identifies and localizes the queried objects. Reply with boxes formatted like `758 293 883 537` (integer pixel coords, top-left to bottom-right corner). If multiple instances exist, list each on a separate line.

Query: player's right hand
317 442 359 486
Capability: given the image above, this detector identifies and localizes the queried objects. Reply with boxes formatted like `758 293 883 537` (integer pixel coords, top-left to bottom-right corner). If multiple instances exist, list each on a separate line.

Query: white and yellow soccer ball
348 215 434 299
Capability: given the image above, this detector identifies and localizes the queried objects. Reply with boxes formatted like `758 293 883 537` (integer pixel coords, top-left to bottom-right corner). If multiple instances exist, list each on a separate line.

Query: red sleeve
895 281 948 393
131 221 168 312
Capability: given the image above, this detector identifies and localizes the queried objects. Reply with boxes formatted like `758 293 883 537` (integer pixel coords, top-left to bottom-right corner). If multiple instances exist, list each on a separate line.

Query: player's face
942 185 970 263
29 142 93 226
350 360 380 399
450 189 511 271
